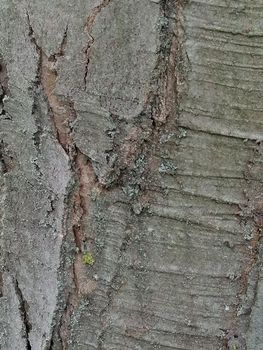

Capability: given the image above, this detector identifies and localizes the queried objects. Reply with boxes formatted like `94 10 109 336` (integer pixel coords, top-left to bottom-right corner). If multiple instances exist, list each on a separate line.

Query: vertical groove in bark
0 141 14 174
83 0 112 90
14 279 32 350
0 55 9 118
0 62 15 279
145 0 178 125
26 12 103 348
58 153 103 349
0 54 10 306
27 12 72 154
0 57 11 175
128 0 179 213
102 0 179 211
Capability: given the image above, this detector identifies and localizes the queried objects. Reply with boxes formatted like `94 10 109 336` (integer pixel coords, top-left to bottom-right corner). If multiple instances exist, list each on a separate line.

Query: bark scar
27 11 72 153
26 11 104 349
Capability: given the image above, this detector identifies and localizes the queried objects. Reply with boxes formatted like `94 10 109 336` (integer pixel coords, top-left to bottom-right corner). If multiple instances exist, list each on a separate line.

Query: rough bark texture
0 0 263 349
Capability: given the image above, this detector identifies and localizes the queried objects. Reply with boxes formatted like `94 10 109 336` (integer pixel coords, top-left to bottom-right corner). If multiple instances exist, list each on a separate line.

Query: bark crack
83 0 112 90
106 0 179 212
14 279 32 350
0 140 14 174
143 0 177 125
58 150 103 349
27 11 72 153
0 55 10 119
26 11 105 349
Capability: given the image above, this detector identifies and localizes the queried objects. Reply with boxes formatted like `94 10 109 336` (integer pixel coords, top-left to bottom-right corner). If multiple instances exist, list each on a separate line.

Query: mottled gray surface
0 0 263 349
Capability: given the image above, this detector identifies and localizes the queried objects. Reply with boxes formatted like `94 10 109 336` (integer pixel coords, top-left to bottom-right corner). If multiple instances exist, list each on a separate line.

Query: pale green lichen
230 346 238 350
159 159 177 175
178 128 187 138
122 184 140 197
82 252 95 266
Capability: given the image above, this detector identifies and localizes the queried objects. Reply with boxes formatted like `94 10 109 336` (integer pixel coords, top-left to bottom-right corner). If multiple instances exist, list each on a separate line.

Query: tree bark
0 1 263 349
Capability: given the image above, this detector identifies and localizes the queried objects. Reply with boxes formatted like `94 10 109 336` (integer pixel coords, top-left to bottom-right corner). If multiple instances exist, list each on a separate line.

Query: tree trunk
0 0 262 349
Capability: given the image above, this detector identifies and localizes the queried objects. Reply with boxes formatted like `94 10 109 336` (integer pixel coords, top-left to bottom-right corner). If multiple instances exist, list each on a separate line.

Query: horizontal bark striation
0 0 263 350
175 1 263 349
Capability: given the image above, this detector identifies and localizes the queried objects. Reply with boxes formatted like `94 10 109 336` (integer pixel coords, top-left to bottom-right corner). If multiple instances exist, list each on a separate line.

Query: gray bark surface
0 0 263 349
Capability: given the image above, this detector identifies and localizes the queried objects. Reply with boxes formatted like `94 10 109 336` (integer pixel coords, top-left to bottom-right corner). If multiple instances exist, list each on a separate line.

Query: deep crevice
26 12 70 152
0 140 14 174
102 0 179 209
14 279 32 350
26 10 106 349
0 55 10 118
26 11 45 151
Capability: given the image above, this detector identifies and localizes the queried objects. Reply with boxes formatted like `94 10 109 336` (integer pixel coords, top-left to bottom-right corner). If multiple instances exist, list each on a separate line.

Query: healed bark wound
26 12 104 348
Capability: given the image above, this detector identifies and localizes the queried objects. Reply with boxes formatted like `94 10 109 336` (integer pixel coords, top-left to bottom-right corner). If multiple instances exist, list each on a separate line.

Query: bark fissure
58 150 102 347
91 0 179 206
26 12 103 348
0 140 14 174
0 56 9 118
0 143 9 175
26 12 45 151
14 279 32 350
113 0 179 213
27 12 71 153
83 0 112 90
144 0 178 125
